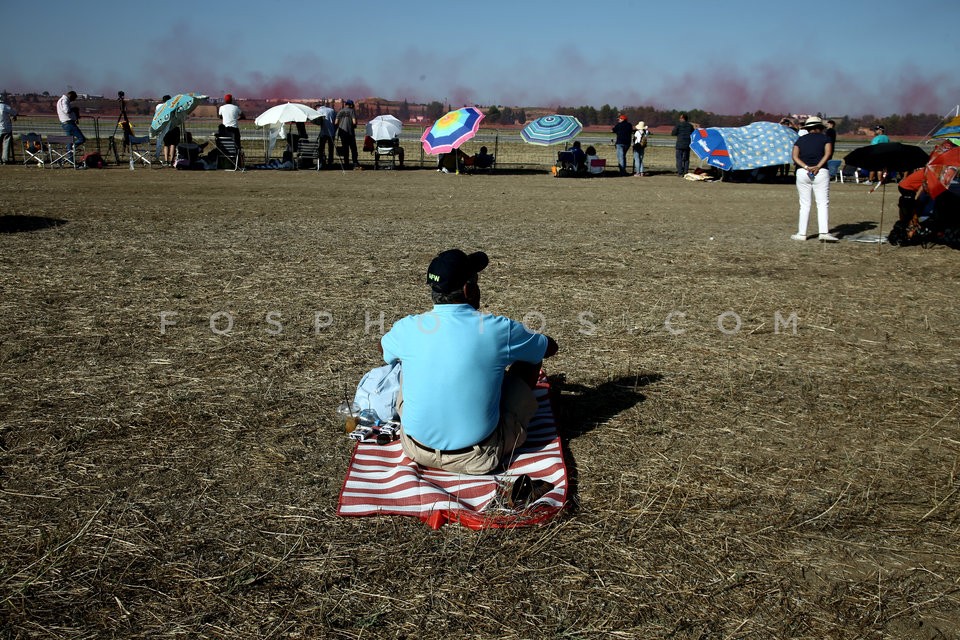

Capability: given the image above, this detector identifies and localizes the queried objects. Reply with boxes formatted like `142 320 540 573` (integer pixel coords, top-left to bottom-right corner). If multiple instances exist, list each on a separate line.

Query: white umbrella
254 102 322 126
255 103 323 158
365 115 403 141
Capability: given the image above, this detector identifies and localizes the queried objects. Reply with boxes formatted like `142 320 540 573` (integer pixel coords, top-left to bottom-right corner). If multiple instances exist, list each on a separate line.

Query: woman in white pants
791 116 839 242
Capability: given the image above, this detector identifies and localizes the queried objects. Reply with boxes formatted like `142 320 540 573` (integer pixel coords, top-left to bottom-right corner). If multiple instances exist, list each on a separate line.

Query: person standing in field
671 113 695 177
336 99 360 169
155 95 181 166
867 125 890 184
790 116 838 242
0 95 16 164
632 121 649 176
313 104 336 168
612 113 633 176
824 119 837 148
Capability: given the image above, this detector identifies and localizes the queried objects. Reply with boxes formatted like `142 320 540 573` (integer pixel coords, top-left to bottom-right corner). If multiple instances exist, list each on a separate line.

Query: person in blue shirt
867 125 891 184
381 249 559 474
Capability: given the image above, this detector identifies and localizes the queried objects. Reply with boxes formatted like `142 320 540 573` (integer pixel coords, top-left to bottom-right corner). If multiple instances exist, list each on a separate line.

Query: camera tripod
107 91 134 165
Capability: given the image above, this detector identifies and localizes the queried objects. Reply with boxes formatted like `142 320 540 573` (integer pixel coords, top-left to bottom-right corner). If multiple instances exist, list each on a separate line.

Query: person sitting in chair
376 137 405 167
473 146 495 169
569 141 586 174
218 94 243 149
585 145 604 175
437 148 469 173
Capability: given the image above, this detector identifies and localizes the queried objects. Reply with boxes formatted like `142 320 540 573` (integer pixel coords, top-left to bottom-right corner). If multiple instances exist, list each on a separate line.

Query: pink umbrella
420 107 484 155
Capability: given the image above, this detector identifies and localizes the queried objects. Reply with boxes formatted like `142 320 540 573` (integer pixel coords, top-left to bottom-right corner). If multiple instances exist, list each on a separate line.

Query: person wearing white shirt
56 90 86 147
218 93 243 148
0 96 17 164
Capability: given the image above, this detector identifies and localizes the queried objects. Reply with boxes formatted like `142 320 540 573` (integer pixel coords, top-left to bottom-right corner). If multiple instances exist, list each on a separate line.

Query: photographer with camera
57 91 86 147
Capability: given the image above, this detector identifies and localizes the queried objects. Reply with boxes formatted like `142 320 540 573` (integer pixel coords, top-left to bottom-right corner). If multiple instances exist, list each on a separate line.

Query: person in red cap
218 94 243 149
612 113 633 176
381 249 559 475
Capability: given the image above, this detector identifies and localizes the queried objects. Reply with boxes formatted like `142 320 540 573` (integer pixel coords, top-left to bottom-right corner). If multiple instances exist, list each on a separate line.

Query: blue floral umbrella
690 121 798 171
521 114 583 145
150 93 207 135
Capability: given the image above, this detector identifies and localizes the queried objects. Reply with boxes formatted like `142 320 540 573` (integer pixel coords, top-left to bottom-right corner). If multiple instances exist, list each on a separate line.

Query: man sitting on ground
381 249 559 475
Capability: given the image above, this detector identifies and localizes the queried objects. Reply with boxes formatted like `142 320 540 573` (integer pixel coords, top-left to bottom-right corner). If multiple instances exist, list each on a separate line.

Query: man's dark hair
679 113 688 121
430 276 477 304
431 288 468 304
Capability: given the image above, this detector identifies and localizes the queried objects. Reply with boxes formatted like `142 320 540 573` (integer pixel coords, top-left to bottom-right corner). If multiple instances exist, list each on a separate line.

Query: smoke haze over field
3 1 957 118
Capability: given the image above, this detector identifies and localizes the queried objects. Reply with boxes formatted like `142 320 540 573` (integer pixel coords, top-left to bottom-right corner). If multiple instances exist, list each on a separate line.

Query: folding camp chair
840 164 865 184
20 133 46 167
827 159 842 182
373 138 403 170
214 134 244 171
296 137 321 170
46 135 81 169
128 135 155 168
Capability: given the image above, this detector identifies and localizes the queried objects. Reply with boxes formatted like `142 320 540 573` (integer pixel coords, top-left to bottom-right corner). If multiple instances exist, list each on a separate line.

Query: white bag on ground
353 362 401 423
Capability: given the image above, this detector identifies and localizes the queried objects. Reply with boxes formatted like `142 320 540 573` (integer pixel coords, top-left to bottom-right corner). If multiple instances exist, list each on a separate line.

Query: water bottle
357 409 380 427
129 153 135 171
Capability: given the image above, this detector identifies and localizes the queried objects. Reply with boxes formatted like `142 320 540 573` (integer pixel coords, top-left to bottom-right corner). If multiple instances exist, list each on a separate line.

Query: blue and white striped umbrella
521 114 583 146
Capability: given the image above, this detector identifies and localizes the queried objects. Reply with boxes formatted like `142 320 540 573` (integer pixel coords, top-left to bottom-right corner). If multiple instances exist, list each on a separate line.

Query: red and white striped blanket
337 377 567 529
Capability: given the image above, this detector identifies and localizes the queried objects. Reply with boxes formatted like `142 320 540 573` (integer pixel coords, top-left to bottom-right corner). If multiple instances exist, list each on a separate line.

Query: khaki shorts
397 373 538 475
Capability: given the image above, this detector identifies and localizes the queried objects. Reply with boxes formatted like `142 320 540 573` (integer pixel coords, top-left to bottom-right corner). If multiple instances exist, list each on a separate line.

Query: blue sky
4 0 957 117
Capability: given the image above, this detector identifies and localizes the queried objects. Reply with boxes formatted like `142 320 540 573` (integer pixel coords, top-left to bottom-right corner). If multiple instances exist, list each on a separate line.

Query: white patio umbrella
254 103 323 158
365 115 403 141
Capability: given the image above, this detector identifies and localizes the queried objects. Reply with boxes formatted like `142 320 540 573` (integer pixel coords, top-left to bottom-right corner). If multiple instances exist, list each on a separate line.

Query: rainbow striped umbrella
521 114 582 145
932 115 960 141
421 107 484 154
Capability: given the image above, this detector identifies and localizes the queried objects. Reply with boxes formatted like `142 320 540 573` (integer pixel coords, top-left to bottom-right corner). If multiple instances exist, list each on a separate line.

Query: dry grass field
1 148 959 639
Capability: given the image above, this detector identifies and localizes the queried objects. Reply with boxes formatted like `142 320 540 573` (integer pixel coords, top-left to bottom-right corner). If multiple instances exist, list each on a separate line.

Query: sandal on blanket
512 475 555 508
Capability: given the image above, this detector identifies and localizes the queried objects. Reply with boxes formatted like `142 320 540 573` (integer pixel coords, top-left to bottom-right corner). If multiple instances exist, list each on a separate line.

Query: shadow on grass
546 372 662 512
0 215 68 234
831 220 878 237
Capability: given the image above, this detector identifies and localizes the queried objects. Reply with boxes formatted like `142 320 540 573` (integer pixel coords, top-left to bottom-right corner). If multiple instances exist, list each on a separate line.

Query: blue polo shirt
381 304 548 450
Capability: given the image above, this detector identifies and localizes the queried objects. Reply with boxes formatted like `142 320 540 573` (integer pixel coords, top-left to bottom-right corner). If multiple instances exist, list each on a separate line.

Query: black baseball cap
426 249 488 294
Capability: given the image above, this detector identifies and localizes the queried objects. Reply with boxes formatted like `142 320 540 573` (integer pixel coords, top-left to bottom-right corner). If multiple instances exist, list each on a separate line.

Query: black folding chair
296 138 321 170
214 134 244 171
